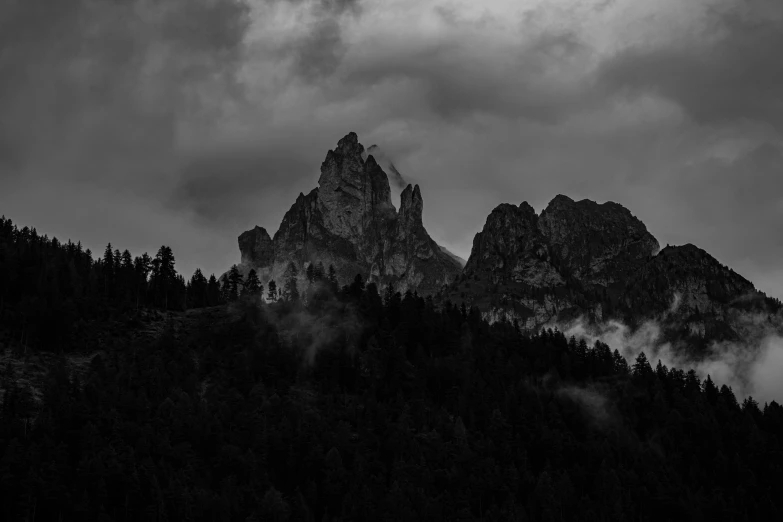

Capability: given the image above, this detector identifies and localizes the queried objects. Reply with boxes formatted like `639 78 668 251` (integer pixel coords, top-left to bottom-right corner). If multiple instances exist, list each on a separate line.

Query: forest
1 214 782 521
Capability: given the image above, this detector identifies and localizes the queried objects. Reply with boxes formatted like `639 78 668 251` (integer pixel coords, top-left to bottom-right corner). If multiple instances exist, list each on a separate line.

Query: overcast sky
1 0 781 297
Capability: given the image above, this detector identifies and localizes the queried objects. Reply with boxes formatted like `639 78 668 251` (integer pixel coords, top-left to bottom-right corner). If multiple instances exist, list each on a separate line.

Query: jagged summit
448 196 779 339
237 132 462 294
233 132 778 341
399 184 424 228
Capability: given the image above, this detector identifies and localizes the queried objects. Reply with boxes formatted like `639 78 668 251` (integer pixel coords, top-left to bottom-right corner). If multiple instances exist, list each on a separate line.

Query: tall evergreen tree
188 268 208 308
220 275 231 303
243 269 262 297
133 253 152 310
283 262 299 302
327 264 338 293
207 274 221 306
267 280 277 302
227 265 244 301
153 246 176 309
103 243 114 299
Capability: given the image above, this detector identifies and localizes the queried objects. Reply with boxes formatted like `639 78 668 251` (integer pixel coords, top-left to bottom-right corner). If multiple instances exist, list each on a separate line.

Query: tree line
0 216 337 353
0 269 781 520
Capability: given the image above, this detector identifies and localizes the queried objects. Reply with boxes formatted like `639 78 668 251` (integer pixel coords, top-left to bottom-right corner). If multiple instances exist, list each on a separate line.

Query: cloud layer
563 315 783 405
1 0 781 298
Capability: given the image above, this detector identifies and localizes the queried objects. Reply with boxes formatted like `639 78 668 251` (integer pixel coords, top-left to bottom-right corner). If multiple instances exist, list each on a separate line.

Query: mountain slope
237 132 462 294
447 196 781 341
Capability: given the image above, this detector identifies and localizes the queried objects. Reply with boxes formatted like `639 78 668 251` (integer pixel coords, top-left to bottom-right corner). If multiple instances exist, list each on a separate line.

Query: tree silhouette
228 265 244 301
283 262 299 302
267 280 277 302
244 269 262 297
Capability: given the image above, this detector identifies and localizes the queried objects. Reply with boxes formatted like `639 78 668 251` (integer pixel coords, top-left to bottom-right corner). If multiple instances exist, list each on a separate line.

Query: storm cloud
1 0 781 299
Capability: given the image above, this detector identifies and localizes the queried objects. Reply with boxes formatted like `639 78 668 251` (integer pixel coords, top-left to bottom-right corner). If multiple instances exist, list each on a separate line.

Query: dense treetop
1 215 781 521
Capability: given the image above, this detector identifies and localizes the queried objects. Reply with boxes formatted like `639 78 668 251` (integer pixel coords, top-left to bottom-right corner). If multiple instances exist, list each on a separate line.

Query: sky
1 0 782 298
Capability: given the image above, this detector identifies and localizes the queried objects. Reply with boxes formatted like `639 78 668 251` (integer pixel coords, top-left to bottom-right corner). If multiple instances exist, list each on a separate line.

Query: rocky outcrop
538 195 660 289
451 196 660 330
236 132 462 294
238 226 274 269
621 244 755 317
619 244 782 341
451 196 780 339
463 202 563 288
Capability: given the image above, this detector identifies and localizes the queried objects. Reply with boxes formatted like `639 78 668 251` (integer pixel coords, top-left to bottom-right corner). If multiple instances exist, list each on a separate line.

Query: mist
558 299 783 404
248 282 365 366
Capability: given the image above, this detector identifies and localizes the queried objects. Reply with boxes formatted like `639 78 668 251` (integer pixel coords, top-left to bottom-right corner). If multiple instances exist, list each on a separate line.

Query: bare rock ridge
450 197 781 339
236 131 781 341
238 132 463 294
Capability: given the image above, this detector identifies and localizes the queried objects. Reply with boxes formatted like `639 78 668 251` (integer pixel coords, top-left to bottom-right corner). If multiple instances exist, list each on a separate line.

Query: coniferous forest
1 215 783 521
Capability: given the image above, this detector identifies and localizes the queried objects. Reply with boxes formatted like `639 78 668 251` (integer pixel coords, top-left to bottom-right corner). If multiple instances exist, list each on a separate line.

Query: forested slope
1 278 781 521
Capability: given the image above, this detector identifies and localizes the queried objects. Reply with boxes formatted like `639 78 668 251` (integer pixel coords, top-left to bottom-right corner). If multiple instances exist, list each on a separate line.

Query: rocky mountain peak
463 201 559 287
398 184 424 228
365 144 407 191
451 196 662 329
335 131 362 155
538 196 660 287
236 132 462 295
547 194 575 207
238 226 274 268
315 133 395 240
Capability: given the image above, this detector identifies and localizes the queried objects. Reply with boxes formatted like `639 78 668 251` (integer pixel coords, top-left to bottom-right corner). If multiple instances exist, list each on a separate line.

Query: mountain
449 196 659 328
447 196 782 340
234 131 780 342
619 243 782 342
237 132 462 294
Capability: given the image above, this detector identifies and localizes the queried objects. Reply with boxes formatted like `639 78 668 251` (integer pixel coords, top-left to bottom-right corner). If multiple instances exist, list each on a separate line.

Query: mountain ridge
237 132 463 294
234 132 782 342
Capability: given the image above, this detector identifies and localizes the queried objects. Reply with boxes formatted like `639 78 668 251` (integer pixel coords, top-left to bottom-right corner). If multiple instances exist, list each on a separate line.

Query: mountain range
237 132 782 342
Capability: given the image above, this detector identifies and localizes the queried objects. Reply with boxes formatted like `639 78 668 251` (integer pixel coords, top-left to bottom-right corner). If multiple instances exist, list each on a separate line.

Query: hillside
1 281 782 521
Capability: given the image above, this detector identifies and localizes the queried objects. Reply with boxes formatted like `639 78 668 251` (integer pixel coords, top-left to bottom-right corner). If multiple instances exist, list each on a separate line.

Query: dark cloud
598 0 783 129
340 28 596 124
0 0 252 278
0 0 251 183
271 0 364 81
2 0 782 303
169 138 323 227
660 143 783 270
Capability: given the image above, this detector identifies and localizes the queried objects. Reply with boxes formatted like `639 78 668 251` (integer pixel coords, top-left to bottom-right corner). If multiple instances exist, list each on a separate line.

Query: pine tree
632 352 653 379
133 253 152 310
189 268 208 308
283 262 299 302
244 269 262 297
267 280 277 302
103 243 114 299
153 246 176 309
220 275 231 303
227 265 244 301
207 274 221 305
327 264 338 292
703 375 719 404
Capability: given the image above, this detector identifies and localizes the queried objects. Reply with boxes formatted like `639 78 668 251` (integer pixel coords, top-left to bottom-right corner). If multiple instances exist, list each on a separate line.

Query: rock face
537 195 661 289
463 202 563 288
451 196 660 329
235 132 781 342
237 132 462 294
619 244 781 341
238 226 274 268
450 197 781 340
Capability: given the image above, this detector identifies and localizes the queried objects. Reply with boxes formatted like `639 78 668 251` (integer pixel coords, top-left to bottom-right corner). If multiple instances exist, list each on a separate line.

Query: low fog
558 296 783 404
